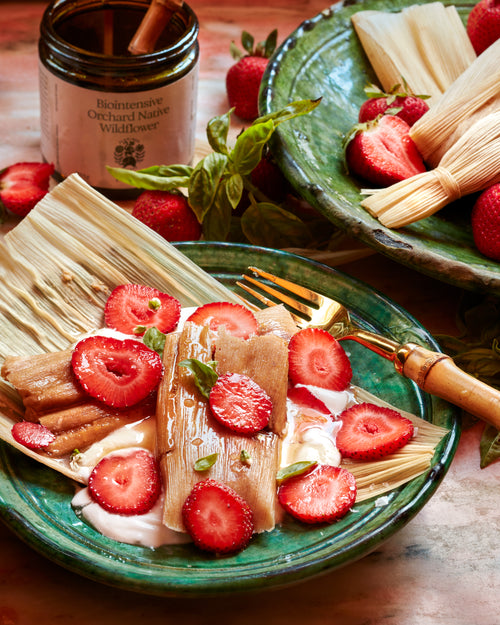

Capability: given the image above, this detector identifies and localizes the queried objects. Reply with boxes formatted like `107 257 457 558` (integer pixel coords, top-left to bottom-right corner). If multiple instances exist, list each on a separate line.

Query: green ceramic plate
0 243 459 596
260 0 500 296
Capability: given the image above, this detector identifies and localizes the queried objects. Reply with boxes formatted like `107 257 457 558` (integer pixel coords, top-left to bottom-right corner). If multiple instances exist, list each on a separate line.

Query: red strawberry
104 283 181 336
186 302 259 339
287 385 331 416
132 190 201 242
226 30 277 121
467 0 500 54
71 335 163 408
471 183 500 261
0 161 54 217
277 464 356 524
344 115 426 187
209 372 272 434
182 479 254 553
88 449 161 515
336 402 414 460
288 328 352 391
11 421 55 450
358 83 430 127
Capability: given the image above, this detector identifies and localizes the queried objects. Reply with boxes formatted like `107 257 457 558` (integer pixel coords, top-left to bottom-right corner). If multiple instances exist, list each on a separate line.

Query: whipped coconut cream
71 383 355 549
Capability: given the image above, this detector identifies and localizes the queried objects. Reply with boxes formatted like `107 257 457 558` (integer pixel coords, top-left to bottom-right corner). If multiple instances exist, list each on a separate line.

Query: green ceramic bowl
0 243 459 596
260 0 500 295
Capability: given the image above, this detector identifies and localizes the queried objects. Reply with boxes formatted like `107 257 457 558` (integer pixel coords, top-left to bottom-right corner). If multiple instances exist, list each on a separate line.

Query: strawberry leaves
108 99 321 247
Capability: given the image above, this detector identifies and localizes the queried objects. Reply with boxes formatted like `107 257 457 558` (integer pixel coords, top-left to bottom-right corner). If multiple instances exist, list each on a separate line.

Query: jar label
39 61 199 190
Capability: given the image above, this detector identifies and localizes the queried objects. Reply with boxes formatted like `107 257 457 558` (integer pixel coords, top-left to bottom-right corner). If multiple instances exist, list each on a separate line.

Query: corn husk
410 38 500 167
361 111 500 228
0 173 447 507
346 388 447 502
351 3 476 103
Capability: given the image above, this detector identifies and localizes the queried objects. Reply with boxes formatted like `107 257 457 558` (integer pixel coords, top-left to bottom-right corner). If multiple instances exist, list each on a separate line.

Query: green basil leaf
254 98 321 127
202 183 233 241
241 202 312 248
276 461 317 484
188 152 228 221
480 425 500 468
207 110 231 155
143 326 167 357
230 119 275 175
194 453 219 472
226 173 244 209
178 358 218 399
240 449 252 465
106 165 192 190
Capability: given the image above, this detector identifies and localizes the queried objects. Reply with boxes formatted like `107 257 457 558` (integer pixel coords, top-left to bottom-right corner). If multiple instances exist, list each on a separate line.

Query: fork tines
237 266 321 325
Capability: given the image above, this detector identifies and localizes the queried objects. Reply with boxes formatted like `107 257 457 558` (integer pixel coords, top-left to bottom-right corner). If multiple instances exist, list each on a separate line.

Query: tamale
361 111 500 228
156 322 281 533
254 305 298 342
410 38 500 167
214 328 289 434
351 3 476 103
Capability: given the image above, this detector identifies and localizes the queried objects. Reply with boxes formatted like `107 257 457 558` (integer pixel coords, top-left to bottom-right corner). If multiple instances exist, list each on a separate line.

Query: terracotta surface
0 1 499 623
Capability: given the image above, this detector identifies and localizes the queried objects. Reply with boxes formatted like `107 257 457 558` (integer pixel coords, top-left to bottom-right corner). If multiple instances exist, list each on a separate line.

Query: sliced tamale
156 322 281 533
2 350 87 419
254 305 298 342
214 328 289 435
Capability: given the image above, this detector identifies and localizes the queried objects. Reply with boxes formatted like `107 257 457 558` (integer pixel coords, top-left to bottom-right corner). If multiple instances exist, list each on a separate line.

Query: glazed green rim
259 0 500 296
0 243 459 596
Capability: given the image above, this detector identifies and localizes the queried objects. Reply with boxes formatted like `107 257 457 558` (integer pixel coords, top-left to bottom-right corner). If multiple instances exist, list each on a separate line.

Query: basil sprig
107 99 324 247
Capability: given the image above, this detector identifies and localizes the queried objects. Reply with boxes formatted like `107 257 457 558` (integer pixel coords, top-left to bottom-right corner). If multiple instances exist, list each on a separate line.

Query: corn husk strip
351 3 475 103
361 111 500 228
410 39 500 167
0 173 239 361
348 387 448 501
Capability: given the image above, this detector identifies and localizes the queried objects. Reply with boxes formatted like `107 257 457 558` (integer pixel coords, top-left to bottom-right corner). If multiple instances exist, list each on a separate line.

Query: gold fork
238 266 500 428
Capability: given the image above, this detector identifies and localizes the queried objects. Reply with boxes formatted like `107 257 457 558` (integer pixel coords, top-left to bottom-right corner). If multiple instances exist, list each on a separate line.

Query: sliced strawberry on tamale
214 328 289 434
156 321 282 533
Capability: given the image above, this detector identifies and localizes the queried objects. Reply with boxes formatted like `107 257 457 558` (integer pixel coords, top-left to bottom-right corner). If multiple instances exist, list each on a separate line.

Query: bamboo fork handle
399 343 500 429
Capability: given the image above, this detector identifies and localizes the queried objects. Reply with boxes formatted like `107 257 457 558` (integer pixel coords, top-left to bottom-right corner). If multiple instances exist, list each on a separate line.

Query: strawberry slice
336 402 414 460
288 328 352 391
11 421 55 450
186 302 258 339
104 283 181 336
88 449 161 515
0 161 54 217
71 335 163 408
182 479 254 554
287 385 331 415
209 372 272 434
344 115 426 187
278 464 357 524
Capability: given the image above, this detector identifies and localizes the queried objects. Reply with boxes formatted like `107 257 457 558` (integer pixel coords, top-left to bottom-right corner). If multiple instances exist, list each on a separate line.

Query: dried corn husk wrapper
0 173 448 499
410 38 500 167
351 2 476 103
361 111 500 228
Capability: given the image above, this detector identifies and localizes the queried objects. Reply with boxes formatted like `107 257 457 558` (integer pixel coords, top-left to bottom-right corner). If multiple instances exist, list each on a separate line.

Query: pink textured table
0 2 499 624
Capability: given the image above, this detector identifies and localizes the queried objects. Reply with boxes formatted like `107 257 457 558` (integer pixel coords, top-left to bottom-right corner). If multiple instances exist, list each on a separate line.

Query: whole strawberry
358 83 430 127
132 190 201 242
344 115 427 187
471 183 500 261
250 153 289 202
226 30 277 121
467 0 500 54
0 161 54 217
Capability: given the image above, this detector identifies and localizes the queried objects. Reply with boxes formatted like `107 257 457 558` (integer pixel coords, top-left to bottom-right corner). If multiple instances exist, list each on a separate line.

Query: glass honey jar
39 0 199 199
